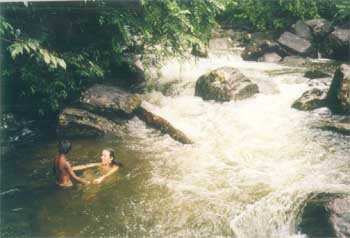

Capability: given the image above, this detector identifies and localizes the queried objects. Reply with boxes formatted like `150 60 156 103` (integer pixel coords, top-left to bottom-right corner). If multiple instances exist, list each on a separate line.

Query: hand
84 180 91 185
93 178 103 184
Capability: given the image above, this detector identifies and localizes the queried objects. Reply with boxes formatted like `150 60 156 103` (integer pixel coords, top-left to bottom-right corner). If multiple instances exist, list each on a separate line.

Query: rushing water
1 51 349 238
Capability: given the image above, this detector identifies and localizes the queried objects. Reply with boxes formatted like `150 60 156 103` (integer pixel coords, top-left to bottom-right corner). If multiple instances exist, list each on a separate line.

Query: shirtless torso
54 155 89 187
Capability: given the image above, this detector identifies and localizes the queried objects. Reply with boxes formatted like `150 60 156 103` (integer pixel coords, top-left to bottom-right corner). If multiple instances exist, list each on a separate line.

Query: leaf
57 58 66 70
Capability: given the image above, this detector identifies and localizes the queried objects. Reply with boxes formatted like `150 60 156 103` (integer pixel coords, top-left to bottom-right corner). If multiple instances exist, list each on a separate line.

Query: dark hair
105 148 123 167
59 140 71 154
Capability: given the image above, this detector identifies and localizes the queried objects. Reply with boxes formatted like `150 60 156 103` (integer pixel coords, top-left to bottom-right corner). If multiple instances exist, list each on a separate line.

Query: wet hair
105 148 123 167
59 140 71 155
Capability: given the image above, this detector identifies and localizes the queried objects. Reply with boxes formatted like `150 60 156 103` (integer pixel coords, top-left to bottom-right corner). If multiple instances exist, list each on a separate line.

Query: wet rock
136 101 193 144
292 88 327 111
242 40 286 61
257 52 282 63
305 19 333 38
326 64 350 115
327 197 350 238
195 67 259 102
304 69 331 79
80 84 141 116
323 27 350 60
58 108 126 137
191 42 208 58
292 20 313 40
277 32 315 57
0 113 40 144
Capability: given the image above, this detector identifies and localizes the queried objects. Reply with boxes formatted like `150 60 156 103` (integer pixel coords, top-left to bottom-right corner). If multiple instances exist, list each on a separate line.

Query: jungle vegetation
1 0 349 119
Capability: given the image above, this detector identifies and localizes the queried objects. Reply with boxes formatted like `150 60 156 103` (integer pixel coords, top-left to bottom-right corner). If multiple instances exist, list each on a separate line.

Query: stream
1 51 349 238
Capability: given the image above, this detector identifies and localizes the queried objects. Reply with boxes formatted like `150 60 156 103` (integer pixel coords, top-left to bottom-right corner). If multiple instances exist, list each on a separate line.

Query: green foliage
220 0 347 32
335 0 350 22
9 39 66 69
0 1 223 118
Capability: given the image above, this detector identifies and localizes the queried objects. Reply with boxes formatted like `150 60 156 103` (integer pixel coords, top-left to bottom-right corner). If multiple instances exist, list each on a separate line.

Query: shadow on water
0 134 165 237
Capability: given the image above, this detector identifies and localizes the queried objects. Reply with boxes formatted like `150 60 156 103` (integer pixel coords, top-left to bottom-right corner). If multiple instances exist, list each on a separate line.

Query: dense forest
1 0 349 119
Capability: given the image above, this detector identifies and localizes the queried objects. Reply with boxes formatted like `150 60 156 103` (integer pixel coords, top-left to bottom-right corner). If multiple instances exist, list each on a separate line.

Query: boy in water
53 140 90 187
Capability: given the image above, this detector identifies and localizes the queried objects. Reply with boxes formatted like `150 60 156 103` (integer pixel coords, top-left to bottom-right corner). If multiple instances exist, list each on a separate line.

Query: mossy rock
195 67 259 102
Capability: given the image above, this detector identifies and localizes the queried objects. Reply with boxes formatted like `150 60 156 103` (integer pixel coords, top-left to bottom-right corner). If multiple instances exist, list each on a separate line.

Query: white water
126 52 350 237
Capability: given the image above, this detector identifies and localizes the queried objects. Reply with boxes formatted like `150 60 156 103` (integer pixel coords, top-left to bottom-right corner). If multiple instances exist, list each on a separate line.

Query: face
100 150 112 165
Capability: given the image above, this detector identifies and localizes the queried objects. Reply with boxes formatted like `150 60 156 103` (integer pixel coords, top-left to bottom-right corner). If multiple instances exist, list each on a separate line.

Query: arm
93 166 119 184
72 163 100 171
65 162 90 185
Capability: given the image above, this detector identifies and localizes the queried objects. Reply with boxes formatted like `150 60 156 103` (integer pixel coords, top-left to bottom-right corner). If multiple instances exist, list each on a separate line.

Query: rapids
126 51 350 237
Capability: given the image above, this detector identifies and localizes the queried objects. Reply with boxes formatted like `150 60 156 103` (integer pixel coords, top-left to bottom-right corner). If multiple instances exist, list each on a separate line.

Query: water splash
126 51 350 237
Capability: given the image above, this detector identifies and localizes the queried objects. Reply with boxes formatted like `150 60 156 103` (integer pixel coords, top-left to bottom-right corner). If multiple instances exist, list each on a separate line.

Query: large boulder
80 84 141 116
292 20 313 40
292 88 327 111
327 197 350 238
305 19 333 39
277 32 315 57
322 27 350 60
326 64 350 114
195 67 259 102
241 40 286 61
58 108 126 137
136 101 193 144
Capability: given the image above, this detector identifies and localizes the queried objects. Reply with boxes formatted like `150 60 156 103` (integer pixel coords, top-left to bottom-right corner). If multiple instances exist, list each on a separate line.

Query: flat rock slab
58 107 126 137
136 101 193 144
81 84 141 115
278 31 314 56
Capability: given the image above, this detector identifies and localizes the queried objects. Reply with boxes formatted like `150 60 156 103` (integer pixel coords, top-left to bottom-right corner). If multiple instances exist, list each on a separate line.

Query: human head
100 148 115 165
59 140 71 155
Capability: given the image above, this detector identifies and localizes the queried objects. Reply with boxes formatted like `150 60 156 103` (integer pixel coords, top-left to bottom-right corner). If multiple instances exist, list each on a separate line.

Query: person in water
53 140 90 187
72 148 122 184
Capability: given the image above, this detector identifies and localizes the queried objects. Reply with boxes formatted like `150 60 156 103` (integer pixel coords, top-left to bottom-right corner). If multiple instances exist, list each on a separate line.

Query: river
1 51 349 238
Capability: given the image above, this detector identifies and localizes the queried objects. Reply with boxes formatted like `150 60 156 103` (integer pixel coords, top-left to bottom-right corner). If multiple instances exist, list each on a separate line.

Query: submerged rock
58 107 126 137
327 64 350 115
136 101 193 144
80 84 141 116
277 32 315 57
281 56 308 66
304 69 331 79
292 88 327 111
317 117 350 136
195 67 259 102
